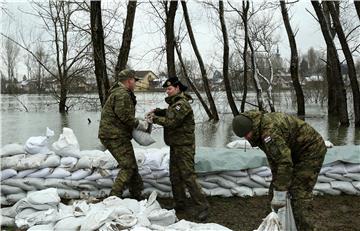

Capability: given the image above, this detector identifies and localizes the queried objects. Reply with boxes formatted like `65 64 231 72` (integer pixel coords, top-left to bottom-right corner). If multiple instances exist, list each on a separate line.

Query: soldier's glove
136 119 149 132
271 190 287 212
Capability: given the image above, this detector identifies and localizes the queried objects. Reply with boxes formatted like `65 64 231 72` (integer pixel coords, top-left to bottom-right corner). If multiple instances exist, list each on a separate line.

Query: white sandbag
60 156 78 168
253 188 269 196
220 170 248 177
25 137 49 155
0 168 17 180
205 175 238 189
1 215 15 227
226 139 254 149
327 162 348 174
72 200 90 217
319 166 332 175
147 209 177 226
74 156 93 170
314 183 341 195
325 173 352 182
143 149 167 170
254 212 281 231
57 189 80 199
17 153 48 170
159 152 170 171
134 150 146 166
146 170 169 179
345 163 360 173
139 166 152 176
85 169 112 181
132 129 156 146
28 224 55 231
80 149 106 158
352 182 360 191
6 192 27 204
26 178 46 190
65 169 92 180
330 181 360 195
231 186 254 197
0 143 25 157
15 207 58 229
54 216 86 231
155 177 171 186
202 187 233 197
43 179 73 190
344 173 360 181
92 153 118 169
222 175 263 188
144 181 172 192
168 219 231 231
1 154 26 170
248 166 270 175
2 178 37 191
46 167 71 178
143 188 171 198
197 179 220 189
277 198 297 231
79 204 114 231
1 185 25 195
27 168 53 178
1 196 9 205
52 127 81 157
14 169 37 179
255 169 272 177
316 175 335 183
27 188 60 205
250 175 271 188
96 178 114 188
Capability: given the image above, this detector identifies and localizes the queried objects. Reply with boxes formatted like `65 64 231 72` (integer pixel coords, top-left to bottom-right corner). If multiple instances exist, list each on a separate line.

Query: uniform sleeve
262 129 293 191
113 93 138 130
153 101 190 128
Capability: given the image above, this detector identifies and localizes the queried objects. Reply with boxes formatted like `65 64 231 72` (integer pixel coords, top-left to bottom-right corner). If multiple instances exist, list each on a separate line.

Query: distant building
134 70 158 91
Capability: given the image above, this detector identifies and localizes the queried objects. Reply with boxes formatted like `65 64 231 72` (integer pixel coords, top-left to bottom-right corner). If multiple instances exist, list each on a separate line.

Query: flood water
1 92 360 150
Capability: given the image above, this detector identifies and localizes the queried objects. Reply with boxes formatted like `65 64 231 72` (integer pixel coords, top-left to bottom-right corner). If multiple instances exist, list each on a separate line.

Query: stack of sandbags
1 188 231 231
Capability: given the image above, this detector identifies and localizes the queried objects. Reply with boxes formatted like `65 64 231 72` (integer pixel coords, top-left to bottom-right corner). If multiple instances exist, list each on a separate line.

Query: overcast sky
1 1 359 79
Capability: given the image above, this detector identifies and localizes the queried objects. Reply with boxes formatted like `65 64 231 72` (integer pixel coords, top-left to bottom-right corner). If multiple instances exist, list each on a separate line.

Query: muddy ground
158 195 360 231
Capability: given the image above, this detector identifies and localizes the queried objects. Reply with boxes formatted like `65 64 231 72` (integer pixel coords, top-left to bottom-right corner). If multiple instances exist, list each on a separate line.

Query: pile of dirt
158 195 360 231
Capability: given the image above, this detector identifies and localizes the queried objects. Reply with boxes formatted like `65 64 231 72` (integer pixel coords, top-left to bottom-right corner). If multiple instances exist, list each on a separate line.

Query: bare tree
312 1 349 126
90 0 110 107
181 1 219 120
0 36 20 93
355 1 360 20
219 1 239 116
280 1 305 117
114 1 137 75
327 1 360 127
165 1 178 77
240 0 250 113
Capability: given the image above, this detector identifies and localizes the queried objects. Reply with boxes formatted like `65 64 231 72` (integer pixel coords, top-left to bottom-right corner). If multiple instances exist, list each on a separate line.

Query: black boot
195 205 209 222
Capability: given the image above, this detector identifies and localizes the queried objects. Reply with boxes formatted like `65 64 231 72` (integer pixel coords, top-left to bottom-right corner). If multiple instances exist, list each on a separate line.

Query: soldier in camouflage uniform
98 69 149 200
147 76 209 221
232 110 326 231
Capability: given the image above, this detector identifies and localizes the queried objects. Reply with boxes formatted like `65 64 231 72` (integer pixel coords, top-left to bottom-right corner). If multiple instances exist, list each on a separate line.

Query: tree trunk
240 0 249 113
181 1 218 121
165 1 178 77
248 37 264 111
115 1 137 75
355 1 360 20
219 1 239 116
312 1 349 126
280 1 305 117
175 42 213 119
90 0 110 107
327 1 360 126
59 79 67 113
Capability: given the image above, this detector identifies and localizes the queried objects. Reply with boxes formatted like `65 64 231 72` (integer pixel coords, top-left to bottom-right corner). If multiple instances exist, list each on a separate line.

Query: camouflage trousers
100 138 143 199
269 141 327 231
169 145 209 209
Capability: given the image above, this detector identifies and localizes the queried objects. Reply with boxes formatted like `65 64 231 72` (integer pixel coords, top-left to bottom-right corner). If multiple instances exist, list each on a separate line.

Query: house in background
134 70 158 91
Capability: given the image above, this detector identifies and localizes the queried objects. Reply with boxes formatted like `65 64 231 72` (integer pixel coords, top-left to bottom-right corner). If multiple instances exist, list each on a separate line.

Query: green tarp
195 145 360 173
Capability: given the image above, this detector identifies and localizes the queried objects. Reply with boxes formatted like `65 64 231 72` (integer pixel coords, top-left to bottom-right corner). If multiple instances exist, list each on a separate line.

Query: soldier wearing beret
232 110 326 231
98 69 149 200
147 76 209 221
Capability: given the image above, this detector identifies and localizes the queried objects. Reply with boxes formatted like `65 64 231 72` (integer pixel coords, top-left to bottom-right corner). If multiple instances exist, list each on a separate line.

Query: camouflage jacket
243 110 325 191
98 82 139 140
153 92 195 146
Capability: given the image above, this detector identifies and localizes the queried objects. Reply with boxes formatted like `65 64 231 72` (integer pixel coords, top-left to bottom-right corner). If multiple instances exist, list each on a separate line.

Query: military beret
116 69 139 82
162 76 188 92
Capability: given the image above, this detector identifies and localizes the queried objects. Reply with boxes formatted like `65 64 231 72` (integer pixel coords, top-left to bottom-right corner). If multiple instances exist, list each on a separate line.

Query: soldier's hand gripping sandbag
271 190 287 212
136 119 149 132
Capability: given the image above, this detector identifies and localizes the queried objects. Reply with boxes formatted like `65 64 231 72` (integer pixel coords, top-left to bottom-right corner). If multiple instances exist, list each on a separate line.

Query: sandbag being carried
132 129 155 146
255 212 282 231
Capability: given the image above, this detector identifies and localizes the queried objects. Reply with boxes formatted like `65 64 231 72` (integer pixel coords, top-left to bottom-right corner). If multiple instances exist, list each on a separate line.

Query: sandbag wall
1 143 360 206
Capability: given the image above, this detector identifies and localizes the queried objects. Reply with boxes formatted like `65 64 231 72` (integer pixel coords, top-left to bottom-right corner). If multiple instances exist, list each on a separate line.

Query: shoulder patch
263 136 272 143
175 105 181 111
